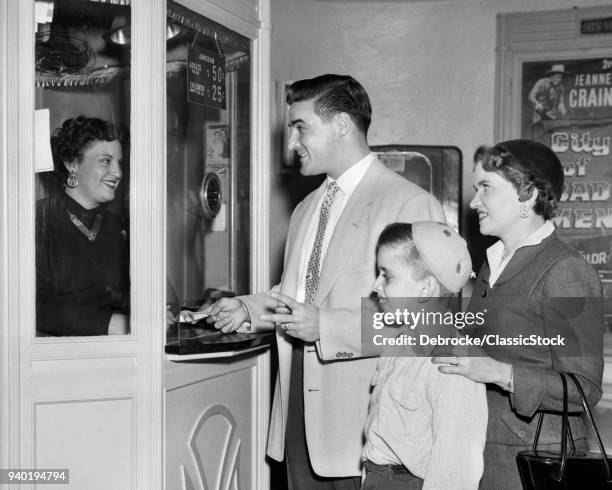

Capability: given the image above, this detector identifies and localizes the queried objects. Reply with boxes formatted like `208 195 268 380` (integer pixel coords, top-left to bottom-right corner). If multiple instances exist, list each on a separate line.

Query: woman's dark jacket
36 192 129 336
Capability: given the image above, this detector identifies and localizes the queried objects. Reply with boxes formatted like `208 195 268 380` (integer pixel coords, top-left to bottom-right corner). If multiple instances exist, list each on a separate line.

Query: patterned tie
304 181 340 304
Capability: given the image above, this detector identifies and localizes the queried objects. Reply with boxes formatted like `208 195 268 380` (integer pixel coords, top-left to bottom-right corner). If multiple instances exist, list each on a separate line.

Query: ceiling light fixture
104 13 184 46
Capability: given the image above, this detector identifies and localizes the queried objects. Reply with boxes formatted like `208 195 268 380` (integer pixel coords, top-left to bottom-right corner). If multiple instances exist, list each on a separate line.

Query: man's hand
201 297 249 333
260 292 320 342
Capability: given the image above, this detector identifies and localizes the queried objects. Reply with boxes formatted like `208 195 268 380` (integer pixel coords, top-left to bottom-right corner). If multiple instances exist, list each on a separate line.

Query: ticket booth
1 0 272 488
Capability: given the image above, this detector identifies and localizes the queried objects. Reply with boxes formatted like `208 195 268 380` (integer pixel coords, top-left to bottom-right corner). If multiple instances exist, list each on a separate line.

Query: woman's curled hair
51 116 128 183
473 143 562 220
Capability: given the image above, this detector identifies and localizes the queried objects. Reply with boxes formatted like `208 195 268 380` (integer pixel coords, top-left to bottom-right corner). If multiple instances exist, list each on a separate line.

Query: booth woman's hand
108 313 129 335
431 354 513 390
260 292 320 342
166 305 177 325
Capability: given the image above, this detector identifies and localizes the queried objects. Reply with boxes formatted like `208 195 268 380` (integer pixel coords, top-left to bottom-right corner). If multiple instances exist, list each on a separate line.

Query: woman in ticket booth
36 116 130 336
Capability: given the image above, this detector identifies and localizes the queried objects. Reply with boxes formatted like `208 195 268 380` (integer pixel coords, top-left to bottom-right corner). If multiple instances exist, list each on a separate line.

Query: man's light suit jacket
241 158 445 477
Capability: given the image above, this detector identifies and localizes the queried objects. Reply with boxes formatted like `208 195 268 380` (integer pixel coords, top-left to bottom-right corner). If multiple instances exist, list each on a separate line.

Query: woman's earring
66 170 79 188
519 204 529 219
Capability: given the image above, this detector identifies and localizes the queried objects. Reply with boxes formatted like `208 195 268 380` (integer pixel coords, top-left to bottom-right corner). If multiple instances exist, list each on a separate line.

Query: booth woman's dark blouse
36 192 129 336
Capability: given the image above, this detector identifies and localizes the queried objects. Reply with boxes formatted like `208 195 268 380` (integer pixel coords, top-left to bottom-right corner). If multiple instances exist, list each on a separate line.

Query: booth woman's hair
51 116 128 182
376 222 452 297
286 74 372 136
473 145 559 219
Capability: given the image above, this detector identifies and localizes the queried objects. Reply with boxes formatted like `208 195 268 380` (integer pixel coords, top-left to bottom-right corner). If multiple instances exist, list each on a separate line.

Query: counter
164 330 274 490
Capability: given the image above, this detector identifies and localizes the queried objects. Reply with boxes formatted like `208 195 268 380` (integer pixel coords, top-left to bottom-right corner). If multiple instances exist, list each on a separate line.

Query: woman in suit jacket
433 139 604 490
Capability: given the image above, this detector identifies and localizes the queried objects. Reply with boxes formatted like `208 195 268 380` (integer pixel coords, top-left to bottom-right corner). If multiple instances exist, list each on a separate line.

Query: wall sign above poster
581 17 612 35
187 44 226 110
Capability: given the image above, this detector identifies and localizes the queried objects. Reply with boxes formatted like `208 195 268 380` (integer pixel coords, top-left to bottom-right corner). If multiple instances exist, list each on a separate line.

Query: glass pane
35 0 131 336
165 1 251 346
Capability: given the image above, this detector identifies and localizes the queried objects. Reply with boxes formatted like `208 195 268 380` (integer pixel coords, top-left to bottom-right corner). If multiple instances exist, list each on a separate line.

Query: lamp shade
103 13 130 46
103 12 184 46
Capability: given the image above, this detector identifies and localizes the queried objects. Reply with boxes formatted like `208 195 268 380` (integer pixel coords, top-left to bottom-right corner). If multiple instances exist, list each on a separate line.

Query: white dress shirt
295 153 375 302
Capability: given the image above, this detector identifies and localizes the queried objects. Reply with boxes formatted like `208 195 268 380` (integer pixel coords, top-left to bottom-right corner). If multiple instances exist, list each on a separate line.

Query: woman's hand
432 353 513 391
108 313 129 335
166 305 177 326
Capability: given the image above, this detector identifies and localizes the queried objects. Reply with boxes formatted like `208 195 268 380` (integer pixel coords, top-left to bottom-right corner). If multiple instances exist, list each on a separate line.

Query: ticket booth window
34 0 132 337
165 1 252 347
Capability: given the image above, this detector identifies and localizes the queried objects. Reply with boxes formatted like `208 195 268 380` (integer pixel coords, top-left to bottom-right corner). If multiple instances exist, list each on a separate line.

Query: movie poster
521 58 612 332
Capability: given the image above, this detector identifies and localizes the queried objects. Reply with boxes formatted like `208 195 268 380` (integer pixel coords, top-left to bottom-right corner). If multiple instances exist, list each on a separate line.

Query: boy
362 221 487 490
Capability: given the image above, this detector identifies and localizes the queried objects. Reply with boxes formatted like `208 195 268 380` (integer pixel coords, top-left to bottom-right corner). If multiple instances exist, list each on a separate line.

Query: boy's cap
412 221 472 293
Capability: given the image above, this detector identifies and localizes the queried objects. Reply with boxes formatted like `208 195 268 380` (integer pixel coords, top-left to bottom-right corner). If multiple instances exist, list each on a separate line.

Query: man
528 64 568 143
204 74 445 489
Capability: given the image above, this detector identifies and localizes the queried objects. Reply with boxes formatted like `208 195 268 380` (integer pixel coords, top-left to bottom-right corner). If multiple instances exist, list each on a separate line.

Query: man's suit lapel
315 160 383 304
281 184 326 296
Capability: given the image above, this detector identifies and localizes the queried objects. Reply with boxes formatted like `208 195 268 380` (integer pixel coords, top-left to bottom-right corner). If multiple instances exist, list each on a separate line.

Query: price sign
187 45 226 110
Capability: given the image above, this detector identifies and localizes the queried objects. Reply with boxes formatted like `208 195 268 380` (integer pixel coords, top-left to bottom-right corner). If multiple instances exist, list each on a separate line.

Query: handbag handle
531 383 575 456
556 372 570 480
559 372 612 484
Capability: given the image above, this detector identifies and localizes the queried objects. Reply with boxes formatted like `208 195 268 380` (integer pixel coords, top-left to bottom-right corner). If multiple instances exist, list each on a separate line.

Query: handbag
516 372 612 489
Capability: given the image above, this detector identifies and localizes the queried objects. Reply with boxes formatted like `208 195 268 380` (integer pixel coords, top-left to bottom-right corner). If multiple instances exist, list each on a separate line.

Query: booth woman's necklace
67 210 102 242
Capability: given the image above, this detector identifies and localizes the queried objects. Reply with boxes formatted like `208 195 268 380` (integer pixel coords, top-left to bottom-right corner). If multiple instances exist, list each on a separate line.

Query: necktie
304 181 339 304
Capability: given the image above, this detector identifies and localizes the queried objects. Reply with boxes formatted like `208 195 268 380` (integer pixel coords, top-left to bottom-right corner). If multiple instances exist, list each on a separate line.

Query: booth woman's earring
66 170 79 188
519 204 529 219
